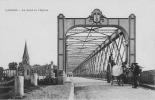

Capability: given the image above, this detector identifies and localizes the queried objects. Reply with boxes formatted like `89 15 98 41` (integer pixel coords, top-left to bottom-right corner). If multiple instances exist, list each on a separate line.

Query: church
18 42 54 80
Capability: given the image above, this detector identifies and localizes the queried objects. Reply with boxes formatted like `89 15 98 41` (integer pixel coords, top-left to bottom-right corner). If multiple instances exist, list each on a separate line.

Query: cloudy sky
0 0 155 70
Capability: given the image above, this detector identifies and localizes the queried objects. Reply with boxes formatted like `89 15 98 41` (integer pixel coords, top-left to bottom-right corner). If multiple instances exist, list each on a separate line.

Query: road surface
70 77 155 100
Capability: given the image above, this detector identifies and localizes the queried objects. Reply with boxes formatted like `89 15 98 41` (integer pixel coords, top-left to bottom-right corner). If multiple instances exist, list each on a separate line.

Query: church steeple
22 41 30 65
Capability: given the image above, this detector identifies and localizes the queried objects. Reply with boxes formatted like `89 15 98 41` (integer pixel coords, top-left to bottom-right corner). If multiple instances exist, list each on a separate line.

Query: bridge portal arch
58 9 136 77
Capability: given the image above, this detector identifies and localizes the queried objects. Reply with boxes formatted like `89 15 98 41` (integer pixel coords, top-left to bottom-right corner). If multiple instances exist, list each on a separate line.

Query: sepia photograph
0 0 155 99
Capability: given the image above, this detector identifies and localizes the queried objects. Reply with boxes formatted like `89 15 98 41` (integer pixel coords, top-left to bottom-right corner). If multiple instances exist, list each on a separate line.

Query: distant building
31 61 54 79
22 41 30 65
18 41 31 80
18 41 54 80
3 69 16 78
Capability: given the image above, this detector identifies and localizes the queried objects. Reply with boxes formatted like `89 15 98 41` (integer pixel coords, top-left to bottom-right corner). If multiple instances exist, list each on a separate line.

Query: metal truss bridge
57 9 136 79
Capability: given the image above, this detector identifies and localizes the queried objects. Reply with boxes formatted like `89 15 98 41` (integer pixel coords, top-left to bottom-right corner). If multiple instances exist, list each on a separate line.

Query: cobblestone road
70 77 155 100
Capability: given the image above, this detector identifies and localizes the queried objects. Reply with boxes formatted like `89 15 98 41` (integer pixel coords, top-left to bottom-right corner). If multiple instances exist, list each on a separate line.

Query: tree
0 67 4 75
8 62 18 70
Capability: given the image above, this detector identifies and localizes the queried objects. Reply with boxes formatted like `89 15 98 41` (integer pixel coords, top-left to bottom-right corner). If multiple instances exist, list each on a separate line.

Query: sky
0 0 155 70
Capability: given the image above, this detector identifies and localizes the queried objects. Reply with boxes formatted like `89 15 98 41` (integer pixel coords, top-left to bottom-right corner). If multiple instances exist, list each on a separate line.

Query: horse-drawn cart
106 62 127 86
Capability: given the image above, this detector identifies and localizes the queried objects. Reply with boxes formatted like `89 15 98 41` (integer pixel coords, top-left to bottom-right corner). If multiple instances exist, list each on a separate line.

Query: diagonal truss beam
73 32 124 72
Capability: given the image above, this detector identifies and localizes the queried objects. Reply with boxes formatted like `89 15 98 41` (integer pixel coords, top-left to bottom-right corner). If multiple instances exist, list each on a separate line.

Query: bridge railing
139 70 155 84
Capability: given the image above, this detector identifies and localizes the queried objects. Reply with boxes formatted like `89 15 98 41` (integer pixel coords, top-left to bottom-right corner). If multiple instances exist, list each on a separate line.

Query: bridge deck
70 77 109 87
69 77 155 100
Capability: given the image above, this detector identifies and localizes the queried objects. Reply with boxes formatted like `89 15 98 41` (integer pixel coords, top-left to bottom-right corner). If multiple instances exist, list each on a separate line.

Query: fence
0 73 48 99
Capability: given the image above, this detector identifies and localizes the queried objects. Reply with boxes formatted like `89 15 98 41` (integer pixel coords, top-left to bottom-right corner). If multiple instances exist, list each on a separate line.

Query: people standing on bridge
121 62 127 83
131 63 141 88
109 53 116 68
107 53 115 83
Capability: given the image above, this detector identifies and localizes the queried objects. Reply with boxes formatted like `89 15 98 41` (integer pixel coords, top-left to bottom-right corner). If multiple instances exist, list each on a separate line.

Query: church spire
22 41 30 65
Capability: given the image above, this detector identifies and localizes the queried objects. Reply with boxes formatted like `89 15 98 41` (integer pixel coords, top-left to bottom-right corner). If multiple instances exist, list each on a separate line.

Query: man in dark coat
131 63 141 88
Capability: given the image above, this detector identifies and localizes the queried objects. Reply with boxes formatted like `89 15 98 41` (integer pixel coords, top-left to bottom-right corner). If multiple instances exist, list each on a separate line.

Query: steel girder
66 26 117 72
73 31 122 71
73 32 127 76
